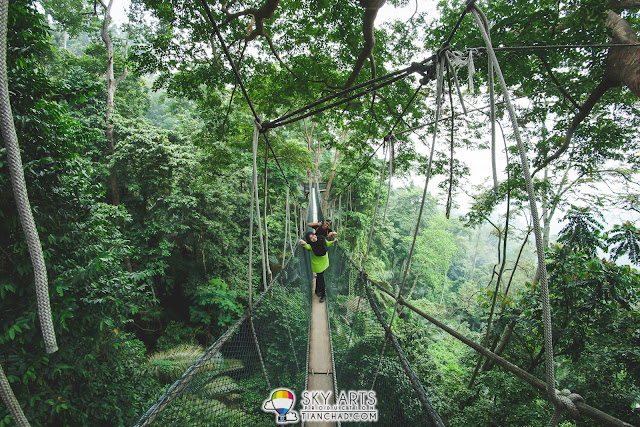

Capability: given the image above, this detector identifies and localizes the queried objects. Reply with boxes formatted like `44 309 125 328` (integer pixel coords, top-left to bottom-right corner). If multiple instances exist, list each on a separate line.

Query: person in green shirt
299 231 338 303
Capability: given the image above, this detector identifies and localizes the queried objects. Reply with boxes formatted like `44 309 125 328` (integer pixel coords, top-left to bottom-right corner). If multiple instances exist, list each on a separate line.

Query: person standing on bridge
307 219 337 240
299 231 337 303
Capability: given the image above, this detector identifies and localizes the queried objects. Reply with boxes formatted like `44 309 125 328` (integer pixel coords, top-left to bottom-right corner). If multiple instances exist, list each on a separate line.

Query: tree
1 2 160 424
606 221 640 264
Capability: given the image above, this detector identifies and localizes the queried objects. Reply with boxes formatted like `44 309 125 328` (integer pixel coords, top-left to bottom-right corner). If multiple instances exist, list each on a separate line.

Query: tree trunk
99 0 128 206
606 10 640 96
324 149 341 207
482 318 516 371
99 0 131 272
407 270 420 300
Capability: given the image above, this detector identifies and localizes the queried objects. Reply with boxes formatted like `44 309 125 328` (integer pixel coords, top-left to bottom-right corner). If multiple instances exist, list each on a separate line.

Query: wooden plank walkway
306 275 336 427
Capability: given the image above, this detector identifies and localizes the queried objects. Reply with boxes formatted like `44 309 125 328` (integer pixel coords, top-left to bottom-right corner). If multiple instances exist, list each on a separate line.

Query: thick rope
372 55 446 389
262 143 273 283
445 67 455 219
471 4 561 417
445 50 469 115
270 73 412 129
252 122 268 292
489 52 498 192
337 195 342 230
268 69 414 129
382 138 394 221
0 0 57 354
362 275 634 427
0 363 29 426
248 125 258 308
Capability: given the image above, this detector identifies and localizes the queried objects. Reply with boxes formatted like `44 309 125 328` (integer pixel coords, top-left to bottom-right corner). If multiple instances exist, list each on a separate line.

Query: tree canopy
1 0 640 425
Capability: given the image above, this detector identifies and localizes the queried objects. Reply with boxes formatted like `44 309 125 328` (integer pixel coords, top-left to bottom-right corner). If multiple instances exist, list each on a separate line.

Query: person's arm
307 221 321 227
299 239 311 250
326 238 338 247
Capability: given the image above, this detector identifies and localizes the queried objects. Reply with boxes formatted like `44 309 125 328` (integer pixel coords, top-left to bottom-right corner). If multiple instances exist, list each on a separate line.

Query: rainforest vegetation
1 0 640 425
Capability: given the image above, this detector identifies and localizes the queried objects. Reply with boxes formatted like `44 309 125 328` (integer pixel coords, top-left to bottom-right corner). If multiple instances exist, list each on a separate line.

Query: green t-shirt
302 239 336 273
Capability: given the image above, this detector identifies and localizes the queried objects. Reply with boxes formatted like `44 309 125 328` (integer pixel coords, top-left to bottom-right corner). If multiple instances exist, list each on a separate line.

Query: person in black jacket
307 219 337 240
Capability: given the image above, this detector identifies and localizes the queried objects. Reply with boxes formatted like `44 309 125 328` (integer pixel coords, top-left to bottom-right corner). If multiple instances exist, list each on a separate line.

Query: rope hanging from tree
470 4 570 424
251 122 268 293
371 53 446 391
0 364 28 427
0 0 57 356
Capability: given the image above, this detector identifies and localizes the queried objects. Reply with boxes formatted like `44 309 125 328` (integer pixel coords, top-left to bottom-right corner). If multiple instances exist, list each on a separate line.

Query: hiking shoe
319 296 326 303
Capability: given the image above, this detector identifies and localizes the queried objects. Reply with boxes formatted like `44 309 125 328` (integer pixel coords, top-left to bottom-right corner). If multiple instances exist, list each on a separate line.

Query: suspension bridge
1 0 637 425
133 186 443 426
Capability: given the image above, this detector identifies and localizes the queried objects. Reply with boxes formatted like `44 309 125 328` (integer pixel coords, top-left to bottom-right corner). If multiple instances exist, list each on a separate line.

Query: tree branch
533 77 614 176
610 0 640 9
537 54 580 110
343 0 386 88
533 10 640 176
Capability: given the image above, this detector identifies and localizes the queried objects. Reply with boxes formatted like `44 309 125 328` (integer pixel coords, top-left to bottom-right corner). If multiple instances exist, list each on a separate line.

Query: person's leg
316 271 326 301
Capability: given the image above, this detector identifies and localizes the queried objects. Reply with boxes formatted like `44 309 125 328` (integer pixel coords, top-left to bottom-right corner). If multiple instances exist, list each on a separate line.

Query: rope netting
135 217 443 425
326 245 442 426
134 249 312 427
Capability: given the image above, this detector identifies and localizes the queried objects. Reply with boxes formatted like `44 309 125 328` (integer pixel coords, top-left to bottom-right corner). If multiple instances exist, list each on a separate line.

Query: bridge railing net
325 245 436 426
134 247 312 427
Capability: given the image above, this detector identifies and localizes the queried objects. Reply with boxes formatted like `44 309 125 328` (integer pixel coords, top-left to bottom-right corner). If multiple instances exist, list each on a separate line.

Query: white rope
252 122 268 292
282 186 290 270
372 56 446 389
0 0 57 354
471 4 562 417
382 138 394 221
337 195 342 230
468 49 476 93
489 58 498 191
248 124 259 308
0 363 29 426
445 50 469 115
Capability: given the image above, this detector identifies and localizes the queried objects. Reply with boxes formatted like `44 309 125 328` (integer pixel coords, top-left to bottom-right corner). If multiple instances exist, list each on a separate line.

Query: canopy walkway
132 188 633 427
134 187 442 426
1 0 636 425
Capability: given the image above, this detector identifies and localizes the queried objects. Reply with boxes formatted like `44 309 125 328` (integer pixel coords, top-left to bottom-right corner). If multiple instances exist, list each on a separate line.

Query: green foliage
607 221 640 265
146 343 204 383
557 206 605 257
4 0 640 425
189 279 243 328
156 320 198 352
